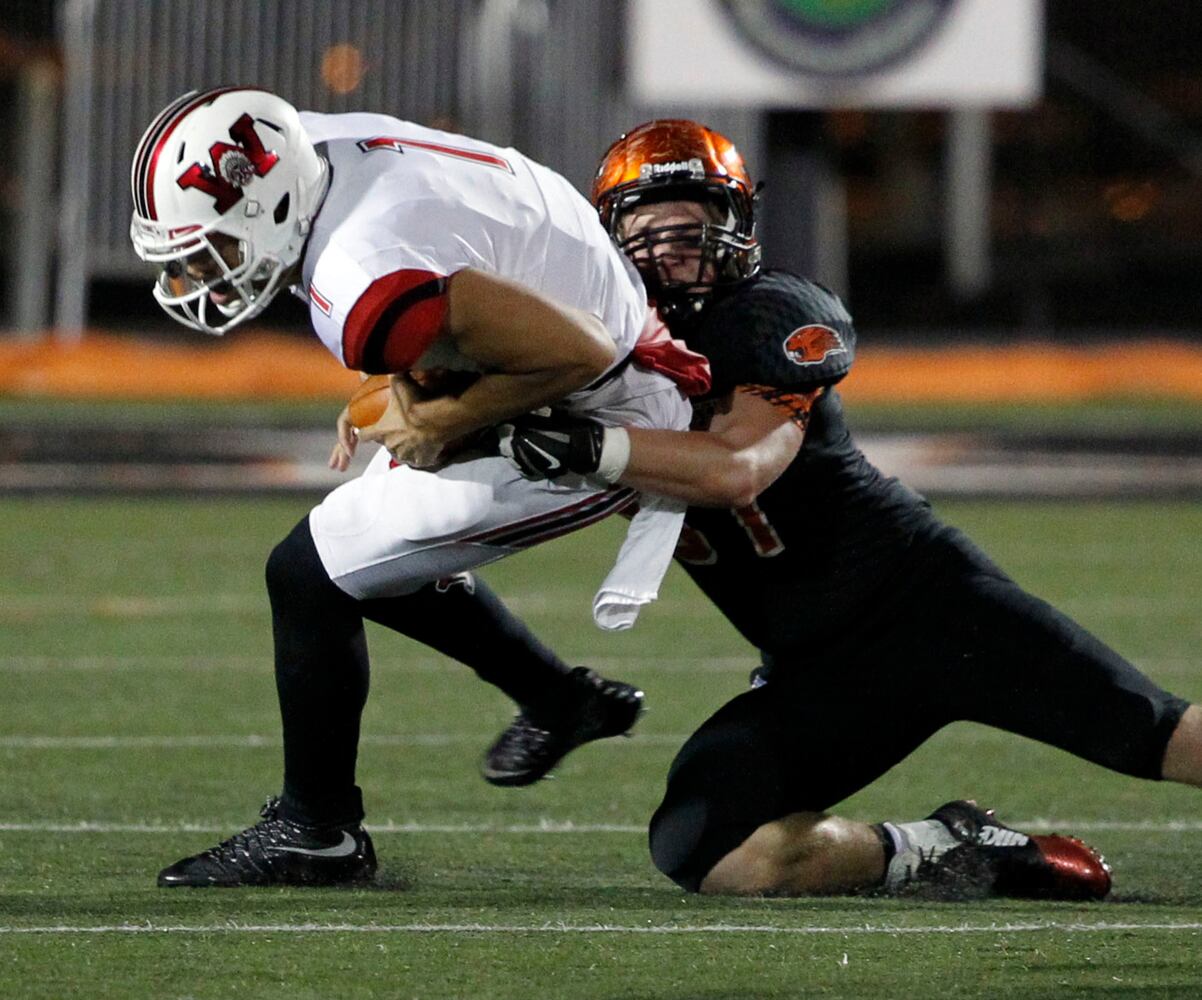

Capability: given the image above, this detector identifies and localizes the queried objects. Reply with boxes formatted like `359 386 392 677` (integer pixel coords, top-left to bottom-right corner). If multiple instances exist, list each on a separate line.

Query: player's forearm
447 269 617 386
412 367 599 440
498 385 803 500
621 394 806 506
620 428 763 508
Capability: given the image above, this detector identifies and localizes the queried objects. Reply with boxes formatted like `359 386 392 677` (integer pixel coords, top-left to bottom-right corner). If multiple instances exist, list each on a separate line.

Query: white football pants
309 363 690 602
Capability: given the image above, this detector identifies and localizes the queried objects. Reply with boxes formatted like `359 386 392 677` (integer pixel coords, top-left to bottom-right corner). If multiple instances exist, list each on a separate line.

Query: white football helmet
129 87 329 334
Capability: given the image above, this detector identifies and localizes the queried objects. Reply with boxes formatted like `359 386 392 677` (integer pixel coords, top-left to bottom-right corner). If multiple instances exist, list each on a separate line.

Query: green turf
3 497 1202 998
8 394 1202 434
0 396 341 429
846 397 1202 434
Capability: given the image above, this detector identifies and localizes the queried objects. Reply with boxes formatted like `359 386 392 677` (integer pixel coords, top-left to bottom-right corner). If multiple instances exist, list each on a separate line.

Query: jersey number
356 136 514 174
675 500 784 564
733 501 785 557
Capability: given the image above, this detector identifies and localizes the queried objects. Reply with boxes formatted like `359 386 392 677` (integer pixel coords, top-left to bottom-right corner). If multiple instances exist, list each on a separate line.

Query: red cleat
925 801 1112 901
995 833 1112 901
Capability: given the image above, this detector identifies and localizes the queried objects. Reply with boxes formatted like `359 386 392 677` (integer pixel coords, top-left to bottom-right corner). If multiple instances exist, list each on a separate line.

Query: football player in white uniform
129 87 706 886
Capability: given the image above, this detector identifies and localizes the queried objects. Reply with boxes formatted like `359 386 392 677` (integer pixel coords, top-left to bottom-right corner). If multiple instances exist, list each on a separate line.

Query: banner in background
627 0 1043 108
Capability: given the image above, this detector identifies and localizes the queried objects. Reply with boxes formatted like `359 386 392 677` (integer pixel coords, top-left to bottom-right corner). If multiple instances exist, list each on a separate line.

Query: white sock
881 819 962 892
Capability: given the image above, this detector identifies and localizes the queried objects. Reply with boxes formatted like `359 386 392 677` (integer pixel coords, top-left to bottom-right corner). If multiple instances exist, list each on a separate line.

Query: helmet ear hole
273 192 290 225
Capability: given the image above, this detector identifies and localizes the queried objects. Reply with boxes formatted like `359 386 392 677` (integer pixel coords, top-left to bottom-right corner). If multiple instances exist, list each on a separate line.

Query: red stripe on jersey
463 488 637 547
342 268 449 373
309 284 333 316
357 136 514 173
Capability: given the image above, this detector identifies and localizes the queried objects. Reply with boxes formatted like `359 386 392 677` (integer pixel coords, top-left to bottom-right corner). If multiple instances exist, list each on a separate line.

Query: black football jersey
670 270 943 651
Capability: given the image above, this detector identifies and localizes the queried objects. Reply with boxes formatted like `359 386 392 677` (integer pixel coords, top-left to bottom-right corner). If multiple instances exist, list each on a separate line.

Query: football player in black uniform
492 120 1202 900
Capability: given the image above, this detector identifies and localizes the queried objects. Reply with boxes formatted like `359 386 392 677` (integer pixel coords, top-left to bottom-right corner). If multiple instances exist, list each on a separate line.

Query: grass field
8 395 1202 433
3 495 1202 998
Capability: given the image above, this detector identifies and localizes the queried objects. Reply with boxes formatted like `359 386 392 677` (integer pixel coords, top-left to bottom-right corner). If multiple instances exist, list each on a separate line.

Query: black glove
497 411 606 480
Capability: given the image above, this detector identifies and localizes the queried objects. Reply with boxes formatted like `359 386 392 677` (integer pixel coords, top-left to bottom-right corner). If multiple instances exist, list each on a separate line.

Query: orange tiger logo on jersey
783 324 846 367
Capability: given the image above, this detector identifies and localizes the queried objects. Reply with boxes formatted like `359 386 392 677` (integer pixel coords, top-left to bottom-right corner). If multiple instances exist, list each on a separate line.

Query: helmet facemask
132 215 294 335
592 119 762 315
614 190 759 298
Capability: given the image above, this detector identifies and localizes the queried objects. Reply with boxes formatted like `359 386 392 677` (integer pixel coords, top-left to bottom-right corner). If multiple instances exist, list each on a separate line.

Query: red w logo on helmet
783 324 846 367
176 114 279 213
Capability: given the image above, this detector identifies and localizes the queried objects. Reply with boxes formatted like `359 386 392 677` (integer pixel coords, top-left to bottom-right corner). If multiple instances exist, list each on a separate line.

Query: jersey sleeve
735 384 822 430
341 269 449 373
683 271 857 398
306 237 461 374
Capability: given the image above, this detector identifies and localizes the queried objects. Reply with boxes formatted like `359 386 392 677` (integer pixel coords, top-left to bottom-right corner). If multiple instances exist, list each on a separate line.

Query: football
347 374 392 429
347 370 481 429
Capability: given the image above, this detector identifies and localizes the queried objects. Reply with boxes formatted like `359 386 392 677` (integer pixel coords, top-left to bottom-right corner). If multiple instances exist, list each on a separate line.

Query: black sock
360 574 575 716
872 822 898 865
268 517 368 828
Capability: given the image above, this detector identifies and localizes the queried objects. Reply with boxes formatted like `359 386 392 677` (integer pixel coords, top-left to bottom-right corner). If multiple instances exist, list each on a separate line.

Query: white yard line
0 733 688 749
0 655 757 673
0 595 261 617
2 921 1201 936
0 656 270 671
4 590 1201 619
2 819 1201 835
0 654 1193 675
0 593 710 620
0 821 646 834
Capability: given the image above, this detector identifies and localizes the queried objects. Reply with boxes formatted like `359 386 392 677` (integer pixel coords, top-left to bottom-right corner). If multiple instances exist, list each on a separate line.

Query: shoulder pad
681 270 856 396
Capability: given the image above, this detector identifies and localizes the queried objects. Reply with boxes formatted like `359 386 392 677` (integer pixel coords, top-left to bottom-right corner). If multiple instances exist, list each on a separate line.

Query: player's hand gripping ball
347 370 481 429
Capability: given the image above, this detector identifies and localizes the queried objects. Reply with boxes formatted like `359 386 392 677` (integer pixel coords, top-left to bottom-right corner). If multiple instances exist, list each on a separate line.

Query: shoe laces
565 668 642 728
492 714 557 759
907 846 941 883
573 666 637 703
198 797 293 865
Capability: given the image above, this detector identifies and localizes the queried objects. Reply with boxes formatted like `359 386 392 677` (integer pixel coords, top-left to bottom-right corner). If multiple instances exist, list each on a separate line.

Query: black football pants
649 528 1190 892
266 516 574 827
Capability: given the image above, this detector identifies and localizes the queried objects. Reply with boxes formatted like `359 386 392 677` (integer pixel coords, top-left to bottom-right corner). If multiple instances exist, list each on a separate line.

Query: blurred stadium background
3 0 1202 336
5 3 1202 998
2 0 1202 495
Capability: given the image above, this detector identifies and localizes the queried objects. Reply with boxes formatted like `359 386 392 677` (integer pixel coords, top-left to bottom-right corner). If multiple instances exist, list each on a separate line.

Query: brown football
347 374 392 429
347 370 481 430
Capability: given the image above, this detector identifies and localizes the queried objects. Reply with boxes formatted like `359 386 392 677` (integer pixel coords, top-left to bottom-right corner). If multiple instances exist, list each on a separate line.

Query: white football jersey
295 111 647 375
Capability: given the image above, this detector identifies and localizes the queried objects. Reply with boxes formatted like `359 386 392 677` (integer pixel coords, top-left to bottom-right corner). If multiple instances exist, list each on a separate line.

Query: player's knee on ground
648 794 798 895
649 695 792 892
649 793 715 893
698 816 818 896
650 800 814 896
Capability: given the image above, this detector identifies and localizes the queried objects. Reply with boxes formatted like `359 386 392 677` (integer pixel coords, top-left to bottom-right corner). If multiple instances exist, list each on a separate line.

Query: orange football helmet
592 119 760 304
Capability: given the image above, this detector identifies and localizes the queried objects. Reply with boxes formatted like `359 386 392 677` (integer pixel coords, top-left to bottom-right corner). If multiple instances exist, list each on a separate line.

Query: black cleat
482 666 644 787
928 800 1111 901
157 797 377 888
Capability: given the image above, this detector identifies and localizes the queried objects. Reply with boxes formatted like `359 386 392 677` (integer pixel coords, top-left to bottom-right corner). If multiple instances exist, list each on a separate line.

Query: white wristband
596 426 631 484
